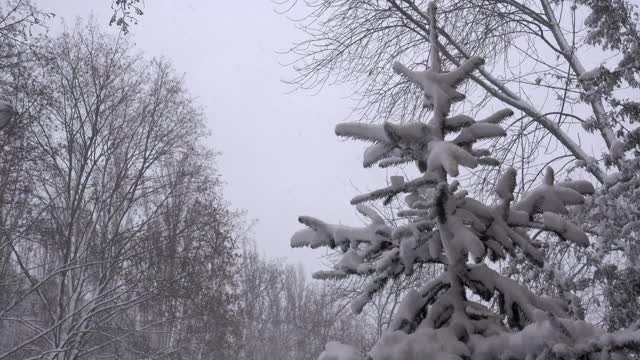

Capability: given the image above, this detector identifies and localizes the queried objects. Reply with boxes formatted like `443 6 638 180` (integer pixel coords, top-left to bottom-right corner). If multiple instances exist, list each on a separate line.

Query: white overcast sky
39 0 392 273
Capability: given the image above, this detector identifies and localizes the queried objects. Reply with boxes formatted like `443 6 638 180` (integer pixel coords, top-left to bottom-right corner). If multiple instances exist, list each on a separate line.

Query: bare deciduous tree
0 20 240 360
236 243 376 360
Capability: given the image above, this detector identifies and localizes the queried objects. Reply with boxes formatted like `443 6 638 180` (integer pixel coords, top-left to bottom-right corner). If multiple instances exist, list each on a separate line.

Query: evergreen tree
292 4 640 359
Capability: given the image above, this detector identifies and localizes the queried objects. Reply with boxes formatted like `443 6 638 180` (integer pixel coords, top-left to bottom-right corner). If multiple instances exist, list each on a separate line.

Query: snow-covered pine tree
291 3 640 360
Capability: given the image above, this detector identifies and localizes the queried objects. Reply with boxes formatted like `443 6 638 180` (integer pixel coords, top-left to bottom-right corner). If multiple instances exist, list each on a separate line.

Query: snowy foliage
291 3 640 359
319 342 365 360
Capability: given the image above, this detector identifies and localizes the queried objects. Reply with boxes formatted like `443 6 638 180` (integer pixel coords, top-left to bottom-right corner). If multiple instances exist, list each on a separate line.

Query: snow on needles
289 2 640 360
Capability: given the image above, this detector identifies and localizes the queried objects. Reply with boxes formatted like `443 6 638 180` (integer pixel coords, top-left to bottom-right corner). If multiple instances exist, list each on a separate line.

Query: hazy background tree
237 242 377 360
